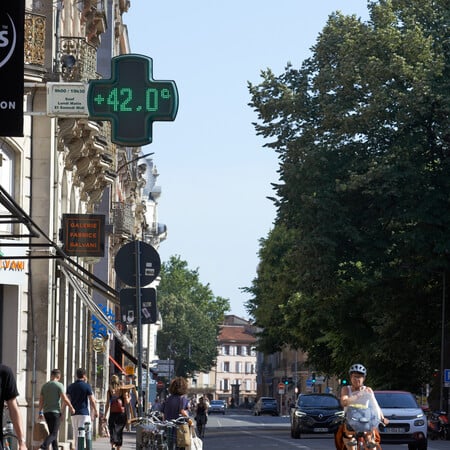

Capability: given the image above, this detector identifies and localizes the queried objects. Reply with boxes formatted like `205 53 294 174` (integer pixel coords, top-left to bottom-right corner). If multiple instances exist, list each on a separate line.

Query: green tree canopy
247 0 450 391
156 256 230 378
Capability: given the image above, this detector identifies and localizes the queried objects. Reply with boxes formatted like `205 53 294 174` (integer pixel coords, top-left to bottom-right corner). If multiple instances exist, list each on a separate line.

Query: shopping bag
33 420 49 442
176 423 190 447
190 428 203 450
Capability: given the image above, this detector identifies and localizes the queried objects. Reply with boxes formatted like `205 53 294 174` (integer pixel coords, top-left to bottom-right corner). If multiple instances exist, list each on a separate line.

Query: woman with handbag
104 375 130 450
161 377 190 450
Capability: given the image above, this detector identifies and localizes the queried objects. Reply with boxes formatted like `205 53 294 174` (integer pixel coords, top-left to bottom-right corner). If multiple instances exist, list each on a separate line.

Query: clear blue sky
126 1 370 319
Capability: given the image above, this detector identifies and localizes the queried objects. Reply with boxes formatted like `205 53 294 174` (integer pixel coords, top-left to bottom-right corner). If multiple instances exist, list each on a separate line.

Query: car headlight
295 410 307 418
414 419 425 427
336 411 345 418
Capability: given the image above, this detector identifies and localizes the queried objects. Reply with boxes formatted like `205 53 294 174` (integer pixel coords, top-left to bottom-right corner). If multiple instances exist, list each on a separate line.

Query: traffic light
284 378 289 385
312 373 316 384
341 378 349 386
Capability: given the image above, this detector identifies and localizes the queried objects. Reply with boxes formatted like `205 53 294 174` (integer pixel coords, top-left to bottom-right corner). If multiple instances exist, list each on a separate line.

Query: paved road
203 410 448 450
93 411 449 450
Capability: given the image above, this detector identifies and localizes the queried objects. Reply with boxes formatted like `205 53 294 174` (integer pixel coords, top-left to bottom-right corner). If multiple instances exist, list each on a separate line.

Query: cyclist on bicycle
335 364 388 449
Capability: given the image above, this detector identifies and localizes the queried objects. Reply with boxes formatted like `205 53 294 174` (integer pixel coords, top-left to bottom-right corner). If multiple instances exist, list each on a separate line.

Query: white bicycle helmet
349 363 367 375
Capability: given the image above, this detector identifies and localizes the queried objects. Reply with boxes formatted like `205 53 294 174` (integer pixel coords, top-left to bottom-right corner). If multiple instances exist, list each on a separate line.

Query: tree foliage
156 256 230 378
247 0 450 391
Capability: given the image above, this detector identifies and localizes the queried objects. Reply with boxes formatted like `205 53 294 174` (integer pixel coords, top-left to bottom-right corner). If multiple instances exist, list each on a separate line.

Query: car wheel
417 440 428 450
407 444 417 450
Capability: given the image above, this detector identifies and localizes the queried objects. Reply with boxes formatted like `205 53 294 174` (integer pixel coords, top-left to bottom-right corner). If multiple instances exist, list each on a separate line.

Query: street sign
47 82 88 116
152 359 174 377
119 287 157 324
115 240 161 287
87 54 178 146
278 382 285 394
444 369 450 383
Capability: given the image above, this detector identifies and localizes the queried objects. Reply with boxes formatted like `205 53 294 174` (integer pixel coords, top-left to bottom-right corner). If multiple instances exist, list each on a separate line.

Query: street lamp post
440 271 446 410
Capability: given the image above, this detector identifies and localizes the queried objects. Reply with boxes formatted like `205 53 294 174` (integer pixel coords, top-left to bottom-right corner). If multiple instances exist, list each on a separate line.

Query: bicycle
132 413 191 450
343 390 383 450
2 421 18 450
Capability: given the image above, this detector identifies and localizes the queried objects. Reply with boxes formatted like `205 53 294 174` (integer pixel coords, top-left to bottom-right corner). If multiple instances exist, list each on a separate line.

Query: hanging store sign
0 2 24 136
62 214 105 257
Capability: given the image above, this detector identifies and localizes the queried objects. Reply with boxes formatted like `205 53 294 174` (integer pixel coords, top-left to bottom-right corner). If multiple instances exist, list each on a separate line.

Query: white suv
374 391 427 450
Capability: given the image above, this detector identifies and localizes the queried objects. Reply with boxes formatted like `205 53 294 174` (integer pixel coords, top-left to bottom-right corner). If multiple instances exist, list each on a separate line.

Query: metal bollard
78 426 85 450
84 422 92 450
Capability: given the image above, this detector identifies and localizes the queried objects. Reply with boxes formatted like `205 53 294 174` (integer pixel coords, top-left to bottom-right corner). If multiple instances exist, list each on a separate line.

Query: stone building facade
1 1 163 445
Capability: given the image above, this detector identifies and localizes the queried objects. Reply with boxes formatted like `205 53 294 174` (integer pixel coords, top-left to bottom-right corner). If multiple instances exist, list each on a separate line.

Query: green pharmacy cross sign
88 54 178 146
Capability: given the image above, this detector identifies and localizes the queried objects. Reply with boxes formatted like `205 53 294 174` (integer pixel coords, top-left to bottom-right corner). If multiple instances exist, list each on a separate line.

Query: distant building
192 315 257 407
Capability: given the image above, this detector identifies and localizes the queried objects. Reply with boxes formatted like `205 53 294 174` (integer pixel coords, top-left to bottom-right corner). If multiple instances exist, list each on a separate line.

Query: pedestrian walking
0 363 27 450
194 396 208 438
104 375 130 450
66 368 98 450
38 369 75 450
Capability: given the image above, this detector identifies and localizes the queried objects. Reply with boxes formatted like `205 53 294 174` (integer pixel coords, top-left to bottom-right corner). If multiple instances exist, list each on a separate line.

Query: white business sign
47 82 89 117
0 240 27 285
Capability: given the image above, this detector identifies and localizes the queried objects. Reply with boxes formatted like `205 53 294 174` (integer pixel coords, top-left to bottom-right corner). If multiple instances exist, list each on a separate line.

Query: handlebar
130 414 191 427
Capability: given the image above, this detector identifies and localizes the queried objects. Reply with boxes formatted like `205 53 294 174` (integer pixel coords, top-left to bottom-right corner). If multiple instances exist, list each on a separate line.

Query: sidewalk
92 430 136 450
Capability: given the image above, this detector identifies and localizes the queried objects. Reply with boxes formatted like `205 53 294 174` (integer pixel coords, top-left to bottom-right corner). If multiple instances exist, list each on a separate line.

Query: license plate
313 428 329 432
385 427 405 433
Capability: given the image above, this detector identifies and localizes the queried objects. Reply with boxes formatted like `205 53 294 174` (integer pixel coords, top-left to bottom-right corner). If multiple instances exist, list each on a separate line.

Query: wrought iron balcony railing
59 36 97 82
24 12 46 66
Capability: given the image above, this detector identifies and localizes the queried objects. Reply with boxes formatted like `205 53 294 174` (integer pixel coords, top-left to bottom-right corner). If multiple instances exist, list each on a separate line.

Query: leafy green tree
247 0 450 391
156 256 230 377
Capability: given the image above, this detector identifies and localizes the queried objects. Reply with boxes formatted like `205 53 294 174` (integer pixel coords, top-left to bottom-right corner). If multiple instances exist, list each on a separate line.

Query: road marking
240 430 310 448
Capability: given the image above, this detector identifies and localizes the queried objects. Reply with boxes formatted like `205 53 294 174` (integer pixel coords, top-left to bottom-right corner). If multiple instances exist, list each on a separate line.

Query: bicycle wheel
2 433 18 450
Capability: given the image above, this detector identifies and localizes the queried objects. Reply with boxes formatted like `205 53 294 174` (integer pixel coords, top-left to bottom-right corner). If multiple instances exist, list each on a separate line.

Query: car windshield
211 401 223 405
262 399 276 403
298 395 340 408
375 392 418 409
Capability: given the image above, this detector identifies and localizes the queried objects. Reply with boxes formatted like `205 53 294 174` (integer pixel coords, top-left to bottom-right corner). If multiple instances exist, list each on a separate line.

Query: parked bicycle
132 412 191 450
2 421 18 450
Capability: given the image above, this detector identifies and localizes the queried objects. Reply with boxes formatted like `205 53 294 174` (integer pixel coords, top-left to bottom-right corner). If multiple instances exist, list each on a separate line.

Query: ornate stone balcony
58 118 116 208
81 0 108 47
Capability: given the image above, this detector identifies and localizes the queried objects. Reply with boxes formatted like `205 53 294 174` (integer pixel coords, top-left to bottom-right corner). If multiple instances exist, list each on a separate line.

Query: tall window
223 361 230 372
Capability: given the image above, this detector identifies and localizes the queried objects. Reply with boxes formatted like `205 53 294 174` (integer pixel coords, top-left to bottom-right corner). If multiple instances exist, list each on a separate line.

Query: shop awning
61 265 133 348
0 184 135 349
121 347 157 375
109 355 126 375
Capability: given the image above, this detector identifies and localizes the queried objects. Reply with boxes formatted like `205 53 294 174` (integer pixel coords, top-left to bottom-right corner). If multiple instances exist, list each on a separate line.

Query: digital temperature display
87 54 178 146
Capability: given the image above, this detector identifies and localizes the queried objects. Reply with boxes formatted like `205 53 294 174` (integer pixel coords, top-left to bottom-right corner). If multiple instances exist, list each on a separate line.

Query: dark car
208 399 226 414
374 390 427 450
290 393 344 438
253 397 279 416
